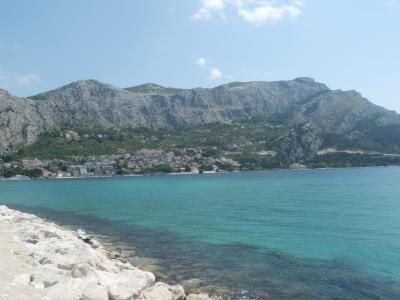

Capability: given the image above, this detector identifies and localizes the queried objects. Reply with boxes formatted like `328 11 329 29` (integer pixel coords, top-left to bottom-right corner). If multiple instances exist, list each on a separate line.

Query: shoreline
0 205 212 300
0 170 227 181
2 164 400 181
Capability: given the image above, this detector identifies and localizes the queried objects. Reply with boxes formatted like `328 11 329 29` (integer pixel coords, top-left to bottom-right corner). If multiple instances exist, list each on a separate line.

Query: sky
0 0 399 112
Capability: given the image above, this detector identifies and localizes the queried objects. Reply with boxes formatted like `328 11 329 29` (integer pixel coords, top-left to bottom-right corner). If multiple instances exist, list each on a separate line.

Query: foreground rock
0 205 211 300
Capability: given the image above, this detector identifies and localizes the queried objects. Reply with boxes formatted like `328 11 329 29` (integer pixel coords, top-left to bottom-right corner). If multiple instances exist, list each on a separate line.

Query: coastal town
0 147 246 180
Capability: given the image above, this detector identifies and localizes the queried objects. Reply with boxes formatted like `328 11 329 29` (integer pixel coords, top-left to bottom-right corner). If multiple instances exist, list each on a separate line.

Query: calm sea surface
1 167 400 299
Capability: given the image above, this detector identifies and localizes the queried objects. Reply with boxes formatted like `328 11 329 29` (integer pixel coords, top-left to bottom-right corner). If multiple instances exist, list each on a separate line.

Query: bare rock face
275 121 324 162
0 89 47 153
26 78 329 131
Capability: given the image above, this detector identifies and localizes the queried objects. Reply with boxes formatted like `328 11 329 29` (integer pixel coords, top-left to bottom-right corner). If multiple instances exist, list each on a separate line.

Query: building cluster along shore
0 147 240 181
0 205 213 300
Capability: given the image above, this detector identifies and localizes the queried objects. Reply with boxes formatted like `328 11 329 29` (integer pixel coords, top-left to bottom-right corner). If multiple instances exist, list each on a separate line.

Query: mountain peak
28 79 121 101
66 79 112 89
125 83 184 94
294 77 317 83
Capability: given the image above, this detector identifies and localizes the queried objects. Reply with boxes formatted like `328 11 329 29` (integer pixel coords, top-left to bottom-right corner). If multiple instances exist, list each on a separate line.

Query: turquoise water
1 167 400 299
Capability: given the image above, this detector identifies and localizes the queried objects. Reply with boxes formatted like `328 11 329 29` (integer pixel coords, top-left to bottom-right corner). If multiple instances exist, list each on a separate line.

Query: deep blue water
1 167 400 299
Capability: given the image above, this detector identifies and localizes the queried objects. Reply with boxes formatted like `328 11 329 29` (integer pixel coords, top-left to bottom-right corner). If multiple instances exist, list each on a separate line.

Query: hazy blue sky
0 0 399 111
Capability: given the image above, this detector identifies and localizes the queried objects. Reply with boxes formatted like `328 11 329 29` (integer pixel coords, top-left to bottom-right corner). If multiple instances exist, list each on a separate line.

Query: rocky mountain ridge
1 77 400 158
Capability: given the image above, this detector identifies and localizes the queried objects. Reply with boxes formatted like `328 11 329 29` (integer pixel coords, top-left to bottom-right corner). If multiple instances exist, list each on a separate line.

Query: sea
1 167 400 299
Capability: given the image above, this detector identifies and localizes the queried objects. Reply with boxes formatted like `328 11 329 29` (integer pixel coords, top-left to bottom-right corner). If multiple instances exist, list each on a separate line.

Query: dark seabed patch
8 204 400 300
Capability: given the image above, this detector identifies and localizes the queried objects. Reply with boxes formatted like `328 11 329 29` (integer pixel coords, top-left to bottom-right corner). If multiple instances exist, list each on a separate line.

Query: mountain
1 77 400 160
124 83 186 94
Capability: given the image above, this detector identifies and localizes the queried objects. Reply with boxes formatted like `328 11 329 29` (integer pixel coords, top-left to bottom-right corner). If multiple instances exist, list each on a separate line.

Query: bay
1 167 400 299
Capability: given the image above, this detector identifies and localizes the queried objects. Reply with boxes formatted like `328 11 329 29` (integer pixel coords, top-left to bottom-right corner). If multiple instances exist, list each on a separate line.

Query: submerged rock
186 293 212 300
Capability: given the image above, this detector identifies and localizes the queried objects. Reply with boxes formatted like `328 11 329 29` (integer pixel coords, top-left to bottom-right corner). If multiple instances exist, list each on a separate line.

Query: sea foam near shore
0 205 211 300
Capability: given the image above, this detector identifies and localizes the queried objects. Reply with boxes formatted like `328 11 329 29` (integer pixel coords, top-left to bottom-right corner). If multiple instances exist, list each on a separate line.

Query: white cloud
15 74 40 86
209 68 222 79
194 57 227 81
192 0 303 25
238 3 302 25
204 0 225 10
195 57 207 66
192 7 212 20
0 70 41 87
192 0 225 20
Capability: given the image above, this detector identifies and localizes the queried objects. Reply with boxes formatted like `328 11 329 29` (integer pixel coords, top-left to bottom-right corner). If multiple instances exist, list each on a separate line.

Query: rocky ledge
0 205 212 300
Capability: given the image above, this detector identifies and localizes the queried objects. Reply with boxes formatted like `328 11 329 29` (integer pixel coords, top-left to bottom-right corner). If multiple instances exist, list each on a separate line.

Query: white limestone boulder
96 269 155 300
139 282 186 300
